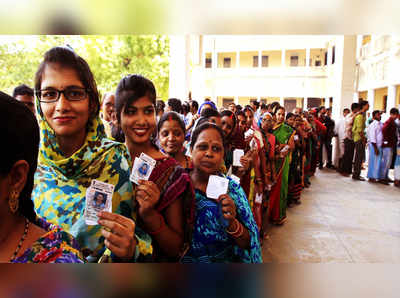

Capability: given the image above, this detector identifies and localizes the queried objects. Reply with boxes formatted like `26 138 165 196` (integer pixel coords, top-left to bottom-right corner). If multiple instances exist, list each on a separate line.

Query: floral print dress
12 218 85 263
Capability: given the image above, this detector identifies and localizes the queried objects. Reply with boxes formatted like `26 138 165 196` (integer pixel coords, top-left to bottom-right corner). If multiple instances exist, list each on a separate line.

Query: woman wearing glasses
32 46 152 262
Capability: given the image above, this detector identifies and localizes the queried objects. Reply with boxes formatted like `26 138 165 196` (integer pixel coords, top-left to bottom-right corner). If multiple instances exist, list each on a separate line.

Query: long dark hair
34 46 100 120
115 74 157 123
0 91 38 222
221 110 237 140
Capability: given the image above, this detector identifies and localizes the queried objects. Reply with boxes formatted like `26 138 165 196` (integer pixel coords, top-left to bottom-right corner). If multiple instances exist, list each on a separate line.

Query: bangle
226 218 240 235
148 214 166 235
228 220 244 238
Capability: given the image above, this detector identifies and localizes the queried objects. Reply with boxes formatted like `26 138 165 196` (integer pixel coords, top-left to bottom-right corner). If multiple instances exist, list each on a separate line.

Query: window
332 46 335 64
324 52 327 66
223 57 231 68
290 56 298 66
262 56 268 67
205 58 212 68
253 56 258 67
315 60 321 66
223 98 234 108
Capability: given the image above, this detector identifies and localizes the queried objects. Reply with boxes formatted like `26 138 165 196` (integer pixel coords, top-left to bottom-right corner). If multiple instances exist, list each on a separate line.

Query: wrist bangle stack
226 218 244 238
148 214 166 236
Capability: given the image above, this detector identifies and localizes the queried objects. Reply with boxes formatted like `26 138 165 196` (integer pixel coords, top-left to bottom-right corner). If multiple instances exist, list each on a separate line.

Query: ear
9 160 29 195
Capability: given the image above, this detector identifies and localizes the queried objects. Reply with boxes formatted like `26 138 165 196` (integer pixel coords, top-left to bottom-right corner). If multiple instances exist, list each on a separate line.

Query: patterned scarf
32 105 152 261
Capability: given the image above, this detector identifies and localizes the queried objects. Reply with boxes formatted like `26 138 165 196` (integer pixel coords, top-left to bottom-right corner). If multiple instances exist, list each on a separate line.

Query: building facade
169 35 359 118
356 35 400 118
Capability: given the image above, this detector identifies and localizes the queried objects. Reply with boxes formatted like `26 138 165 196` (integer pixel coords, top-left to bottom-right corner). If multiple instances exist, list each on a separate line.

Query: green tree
0 35 169 100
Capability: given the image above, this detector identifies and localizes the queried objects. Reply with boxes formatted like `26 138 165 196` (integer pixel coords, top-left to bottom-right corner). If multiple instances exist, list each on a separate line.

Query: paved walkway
262 168 400 263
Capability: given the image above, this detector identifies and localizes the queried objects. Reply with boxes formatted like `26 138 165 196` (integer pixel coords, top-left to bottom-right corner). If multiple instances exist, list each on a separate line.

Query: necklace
9 218 30 263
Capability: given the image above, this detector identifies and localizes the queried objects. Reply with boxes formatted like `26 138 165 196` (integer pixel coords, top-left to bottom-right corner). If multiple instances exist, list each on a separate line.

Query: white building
356 35 400 120
169 35 359 118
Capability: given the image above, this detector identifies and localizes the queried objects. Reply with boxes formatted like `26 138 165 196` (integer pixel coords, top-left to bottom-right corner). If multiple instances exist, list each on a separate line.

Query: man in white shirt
367 110 384 183
333 108 350 169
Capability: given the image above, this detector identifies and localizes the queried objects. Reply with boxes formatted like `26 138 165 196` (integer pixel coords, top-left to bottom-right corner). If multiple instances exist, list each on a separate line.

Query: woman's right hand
98 211 137 260
239 156 250 171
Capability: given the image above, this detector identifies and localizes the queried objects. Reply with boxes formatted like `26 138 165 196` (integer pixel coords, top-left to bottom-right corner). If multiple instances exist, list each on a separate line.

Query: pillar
303 97 308 110
236 51 240 68
367 89 375 113
280 96 284 106
281 49 286 67
258 50 262 68
327 47 333 66
387 85 396 111
306 48 310 67
325 97 330 107
235 95 239 105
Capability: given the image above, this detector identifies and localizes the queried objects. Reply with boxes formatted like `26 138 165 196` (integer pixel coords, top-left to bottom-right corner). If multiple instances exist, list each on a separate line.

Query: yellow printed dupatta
32 107 152 262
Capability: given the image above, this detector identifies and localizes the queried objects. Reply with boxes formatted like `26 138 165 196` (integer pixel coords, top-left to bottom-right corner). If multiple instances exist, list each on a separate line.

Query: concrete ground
262 168 400 263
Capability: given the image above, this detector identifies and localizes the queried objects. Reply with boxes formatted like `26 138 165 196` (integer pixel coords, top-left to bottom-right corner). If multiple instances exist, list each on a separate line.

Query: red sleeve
315 119 327 134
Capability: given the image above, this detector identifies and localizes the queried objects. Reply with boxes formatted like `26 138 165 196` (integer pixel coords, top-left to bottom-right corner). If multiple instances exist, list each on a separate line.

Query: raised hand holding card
233 149 244 167
130 153 156 185
85 180 114 225
206 175 229 199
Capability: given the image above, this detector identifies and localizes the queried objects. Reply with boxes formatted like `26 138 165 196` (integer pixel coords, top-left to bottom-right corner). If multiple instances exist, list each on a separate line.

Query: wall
239 51 258 67
285 49 306 66
310 48 326 66
262 50 282 67
218 52 237 68
374 87 387 110
358 91 367 101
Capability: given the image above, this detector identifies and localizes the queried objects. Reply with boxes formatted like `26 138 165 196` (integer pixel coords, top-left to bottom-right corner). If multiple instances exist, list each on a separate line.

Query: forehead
15 94 34 102
126 96 154 108
103 94 115 104
197 128 223 143
41 64 83 88
222 115 233 122
160 119 182 130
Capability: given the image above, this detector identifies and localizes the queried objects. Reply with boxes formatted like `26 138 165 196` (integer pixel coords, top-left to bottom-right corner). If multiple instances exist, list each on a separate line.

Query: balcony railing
204 66 328 78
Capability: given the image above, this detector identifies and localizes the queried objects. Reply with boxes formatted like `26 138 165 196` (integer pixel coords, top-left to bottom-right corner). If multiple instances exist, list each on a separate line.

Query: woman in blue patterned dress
181 123 262 263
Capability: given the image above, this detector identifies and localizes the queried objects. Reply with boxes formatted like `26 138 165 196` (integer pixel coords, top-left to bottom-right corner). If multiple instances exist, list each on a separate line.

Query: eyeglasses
36 87 89 103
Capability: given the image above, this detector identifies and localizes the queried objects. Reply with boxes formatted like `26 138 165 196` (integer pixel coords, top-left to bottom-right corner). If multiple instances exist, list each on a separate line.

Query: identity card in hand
230 174 241 184
206 175 229 200
254 193 263 204
233 149 244 167
130 152 156 185
244 128 254 139
84 180 114 225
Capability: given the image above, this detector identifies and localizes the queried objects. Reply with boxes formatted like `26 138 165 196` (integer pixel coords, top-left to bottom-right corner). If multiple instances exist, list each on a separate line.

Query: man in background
100 92 116 139
352 100 369 181
13 84 35 115
381 108 399 183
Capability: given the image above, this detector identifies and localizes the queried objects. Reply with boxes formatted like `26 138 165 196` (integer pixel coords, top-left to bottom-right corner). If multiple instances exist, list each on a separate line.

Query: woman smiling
32 47 151 262
115 74 195 261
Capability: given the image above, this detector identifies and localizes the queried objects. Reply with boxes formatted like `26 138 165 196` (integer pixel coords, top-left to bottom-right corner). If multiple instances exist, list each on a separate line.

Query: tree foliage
0 35 169 100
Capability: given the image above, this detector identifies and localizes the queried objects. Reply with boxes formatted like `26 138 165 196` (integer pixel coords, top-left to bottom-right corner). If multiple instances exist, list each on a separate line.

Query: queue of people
2 45 399 263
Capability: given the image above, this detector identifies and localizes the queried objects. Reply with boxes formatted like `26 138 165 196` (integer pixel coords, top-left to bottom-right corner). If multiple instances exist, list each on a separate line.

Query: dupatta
33 107 152 261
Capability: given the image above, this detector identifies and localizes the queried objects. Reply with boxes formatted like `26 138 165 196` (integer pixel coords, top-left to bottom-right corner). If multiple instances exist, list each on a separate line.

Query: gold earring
9 190 19 213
